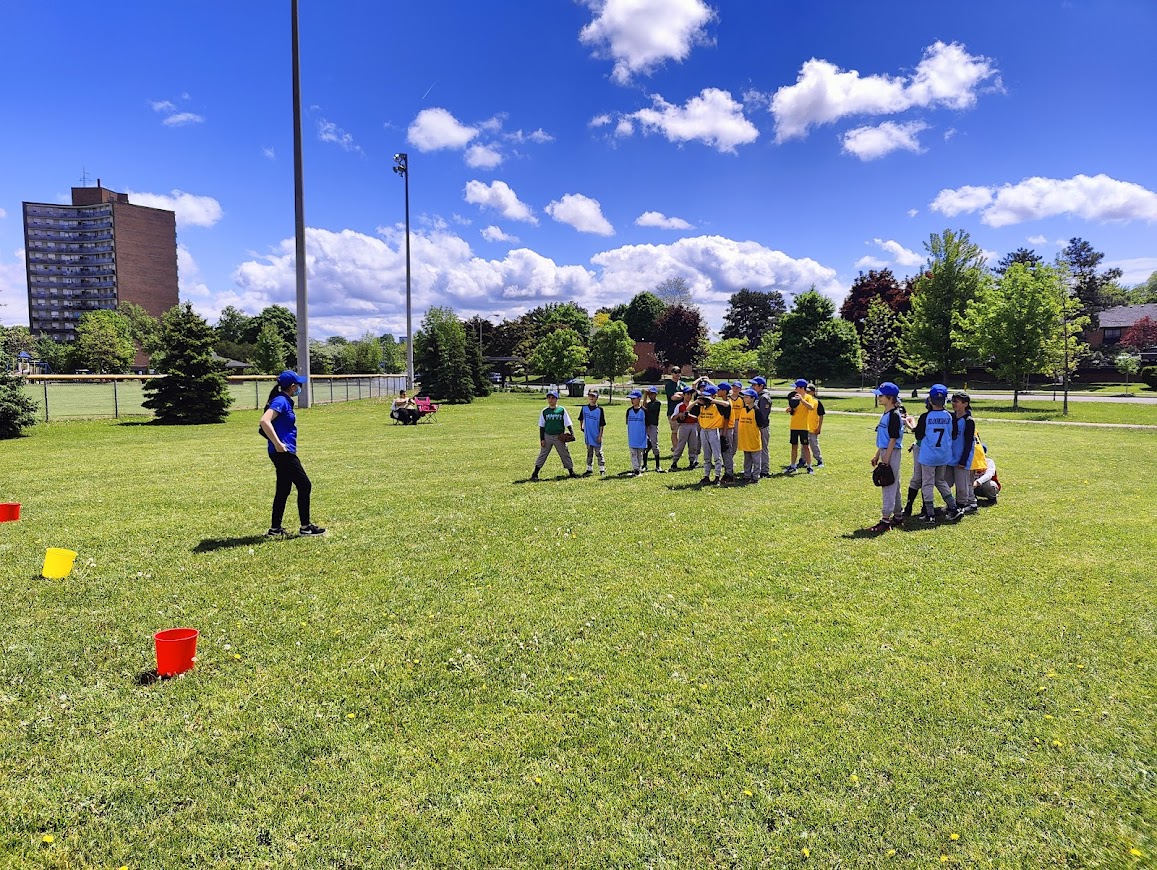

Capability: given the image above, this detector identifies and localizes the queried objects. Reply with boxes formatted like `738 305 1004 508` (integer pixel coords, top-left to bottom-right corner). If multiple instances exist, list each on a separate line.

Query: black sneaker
530 470 540 481
946 507 964 522
299 524 327 536
806 465 815 475
568 469 578 478
265 527 290 538
962 504 978 515
699 476 711 485
582 469 593 477
669 462 680 471
688 461 699 470
866 520 891 533
919 512 937 524
814 462 825 469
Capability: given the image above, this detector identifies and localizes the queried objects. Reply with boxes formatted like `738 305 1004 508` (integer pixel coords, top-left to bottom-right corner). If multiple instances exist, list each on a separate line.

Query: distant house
1086 304 1157 350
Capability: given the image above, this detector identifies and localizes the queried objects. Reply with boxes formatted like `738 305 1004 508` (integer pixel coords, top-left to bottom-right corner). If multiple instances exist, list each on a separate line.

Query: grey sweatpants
743 451 762 481
721 428 736 476
671 425 699 464
920 463 956 509
700 429 722 477
759 425 770 476
880 450 902 518
585 442 605 471
645 424 661 464
629 447 647 472
953 465 975 508
808 433 824 465
535 435 573 471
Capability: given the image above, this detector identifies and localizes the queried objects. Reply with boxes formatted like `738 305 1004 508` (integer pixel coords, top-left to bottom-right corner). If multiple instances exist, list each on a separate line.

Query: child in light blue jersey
579 388 606 476
625 390 648 475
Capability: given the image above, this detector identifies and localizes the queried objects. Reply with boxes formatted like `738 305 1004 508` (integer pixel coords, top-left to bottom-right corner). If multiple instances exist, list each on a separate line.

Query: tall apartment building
22 181 179 343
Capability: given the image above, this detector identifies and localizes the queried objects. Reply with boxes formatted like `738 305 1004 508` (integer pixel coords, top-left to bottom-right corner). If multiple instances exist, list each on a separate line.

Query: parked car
488 371 502 384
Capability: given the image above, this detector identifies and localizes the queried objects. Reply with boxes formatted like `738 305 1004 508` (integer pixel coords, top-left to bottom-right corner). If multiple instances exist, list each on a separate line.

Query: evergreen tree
623 292 665 341
1059 238 1123 328
0 368 39 438
253 322 289 374
993 247 1043 276
415 306 474 402
142 302 233 424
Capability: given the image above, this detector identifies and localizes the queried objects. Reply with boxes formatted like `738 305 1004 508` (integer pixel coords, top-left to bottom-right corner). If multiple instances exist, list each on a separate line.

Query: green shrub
1140 365 1157 389
0 371 39 438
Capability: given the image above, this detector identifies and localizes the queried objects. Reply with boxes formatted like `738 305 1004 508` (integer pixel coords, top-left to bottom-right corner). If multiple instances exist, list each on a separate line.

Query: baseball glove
557 432 576 443
872 463 895 487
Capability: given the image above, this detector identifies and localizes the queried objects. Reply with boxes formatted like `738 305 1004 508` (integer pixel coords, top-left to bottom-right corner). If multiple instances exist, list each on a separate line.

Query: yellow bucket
42 548 78 579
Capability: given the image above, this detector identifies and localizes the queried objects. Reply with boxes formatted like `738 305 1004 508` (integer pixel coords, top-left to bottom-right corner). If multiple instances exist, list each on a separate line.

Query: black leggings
270 451 311 528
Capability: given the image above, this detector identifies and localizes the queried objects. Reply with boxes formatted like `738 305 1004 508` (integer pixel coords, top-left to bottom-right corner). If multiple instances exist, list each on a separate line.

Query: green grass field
1 394 1153 868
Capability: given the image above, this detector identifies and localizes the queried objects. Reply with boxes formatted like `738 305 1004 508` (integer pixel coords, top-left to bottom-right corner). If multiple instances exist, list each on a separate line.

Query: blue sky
1 0 1155 339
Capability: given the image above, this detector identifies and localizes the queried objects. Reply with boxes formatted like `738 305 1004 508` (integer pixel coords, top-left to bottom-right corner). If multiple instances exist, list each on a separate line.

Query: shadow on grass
193 535 274 553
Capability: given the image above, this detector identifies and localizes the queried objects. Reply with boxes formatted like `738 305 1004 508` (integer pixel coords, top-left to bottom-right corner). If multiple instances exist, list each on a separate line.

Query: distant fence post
113 379 119 418
43 381 49 422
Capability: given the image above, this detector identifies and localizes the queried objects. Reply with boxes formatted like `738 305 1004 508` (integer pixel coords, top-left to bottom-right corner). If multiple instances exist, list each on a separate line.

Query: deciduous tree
1121 316 1157 351
652 304 706 368
721 288 786 347
968 263 1064 408
772 290 861 382
528 328 588 384
860 297 899 387
254 322 289 374
702 338 757 376
623 292 665 342
588 320 636 401
655 276 694 307
74 309 135 373
839 269 911 330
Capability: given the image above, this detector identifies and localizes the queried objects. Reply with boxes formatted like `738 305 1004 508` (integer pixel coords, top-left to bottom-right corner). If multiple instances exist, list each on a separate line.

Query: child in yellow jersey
736 389 763 482
785 378 816 473
695 385 730 484
805 383 825 468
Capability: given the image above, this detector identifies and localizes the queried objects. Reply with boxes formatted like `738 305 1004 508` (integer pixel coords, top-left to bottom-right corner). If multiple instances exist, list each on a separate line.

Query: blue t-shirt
267 394 297 455
875 408 903 450
918 408 954 466
625 406 648 449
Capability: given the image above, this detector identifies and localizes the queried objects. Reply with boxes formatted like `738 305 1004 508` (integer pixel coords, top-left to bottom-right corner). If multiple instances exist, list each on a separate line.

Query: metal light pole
291 0 311 406
392 153 413 391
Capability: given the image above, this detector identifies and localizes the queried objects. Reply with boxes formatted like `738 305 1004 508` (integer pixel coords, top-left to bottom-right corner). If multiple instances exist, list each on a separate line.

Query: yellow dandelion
346 713 356 719
1047 671 1057 677
950 833 960 841
1131 848 1143 857
534 776 542 784
743 788 753 797
1052 739 1063 748
41 834 54 844
801 847 810 858
940 856 950 863
886 849 896 857
1076 664 1086 670
233 653 241 660
1044 714 1054 720
849 774 859 784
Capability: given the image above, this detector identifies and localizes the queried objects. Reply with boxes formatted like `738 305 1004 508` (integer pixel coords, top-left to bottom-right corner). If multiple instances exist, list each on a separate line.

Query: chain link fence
22 374 408 421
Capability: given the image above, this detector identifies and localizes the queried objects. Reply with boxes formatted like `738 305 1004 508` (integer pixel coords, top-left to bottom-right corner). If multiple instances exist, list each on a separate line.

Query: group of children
868 381 1001 533
530 374 827 487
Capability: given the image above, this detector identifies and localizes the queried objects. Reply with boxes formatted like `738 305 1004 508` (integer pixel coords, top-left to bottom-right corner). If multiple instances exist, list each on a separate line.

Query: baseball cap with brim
929 384 949 400
277 370 306 387
951 391 971 402
645 385 658 393
741 388 757 398
751 376 767 385
702 386 718 396
873 381 900 398
628 390 643 399
716 381 730 390
681 385 695 394
794 378 808 388
587 389 599 397
546 390 559 399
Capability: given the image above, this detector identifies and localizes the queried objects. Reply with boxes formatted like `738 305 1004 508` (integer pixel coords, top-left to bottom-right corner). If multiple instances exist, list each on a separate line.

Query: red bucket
154 628 199 677
0 503 19 522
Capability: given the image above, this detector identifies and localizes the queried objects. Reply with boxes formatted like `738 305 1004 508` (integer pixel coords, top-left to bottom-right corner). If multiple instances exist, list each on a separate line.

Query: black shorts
789 429 810 445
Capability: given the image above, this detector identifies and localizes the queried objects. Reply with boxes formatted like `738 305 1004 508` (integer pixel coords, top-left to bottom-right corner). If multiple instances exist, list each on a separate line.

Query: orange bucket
0 503 19 522
154 628 199 677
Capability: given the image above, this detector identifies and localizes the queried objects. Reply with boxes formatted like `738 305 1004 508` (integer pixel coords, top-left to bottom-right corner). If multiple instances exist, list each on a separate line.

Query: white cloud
463 180 538 224
262 146 276 160
944 128 957 141
481 226 519 243
0 248 28 327
150 100 176 113
407 107 479 151
546 193 615 236
1106 257 1157 285
618 88 759 153
1026 234 1049 245
589 114 612 128
872 238 923 267
771 41 998 142
124 189 224 228
907 208 919 218
505 128 554 144
854 256 889 270
615 118 635 136
579 0 715 84
162 112 204 127
842 121 928 160
317 118 362 153
177 245 218 321
931 174 1157 227
929 184 994 216
636 211 693 230
224 228 839 338
0 208 6 219
465 144 503 169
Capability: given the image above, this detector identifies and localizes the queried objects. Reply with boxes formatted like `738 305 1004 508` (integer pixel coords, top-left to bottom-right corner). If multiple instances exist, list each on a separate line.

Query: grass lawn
1 394 1153 868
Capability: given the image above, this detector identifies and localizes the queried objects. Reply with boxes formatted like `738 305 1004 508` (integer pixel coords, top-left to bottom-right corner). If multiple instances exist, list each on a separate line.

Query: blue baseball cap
546 390 559 399
751 376 766 386
873 381 900 398
741 388 757 398
627 390 643 399
645 385 658 393
702 386 718 396
929 384 949 400
716 381 729 390
794 378 808 388
277 370 306 387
